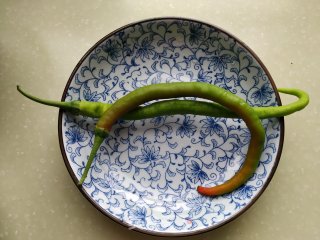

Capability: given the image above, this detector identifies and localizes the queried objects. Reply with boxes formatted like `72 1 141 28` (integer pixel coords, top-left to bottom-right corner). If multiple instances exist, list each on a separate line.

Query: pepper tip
16 85 24 95
197 185 205 194
197 185 216 197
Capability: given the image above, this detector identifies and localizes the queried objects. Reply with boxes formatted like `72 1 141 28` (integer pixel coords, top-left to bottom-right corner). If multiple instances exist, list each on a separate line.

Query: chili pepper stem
17 85 114 118
17 85 80 111
77 130 108 186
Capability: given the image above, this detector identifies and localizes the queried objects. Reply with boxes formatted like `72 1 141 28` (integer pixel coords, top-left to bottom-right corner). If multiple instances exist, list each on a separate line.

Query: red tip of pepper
197 186 217 197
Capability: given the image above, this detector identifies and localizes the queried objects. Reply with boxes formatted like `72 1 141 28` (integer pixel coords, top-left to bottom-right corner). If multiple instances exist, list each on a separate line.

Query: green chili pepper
17 86 309 120
17 84 309 196
126 88 309 120
78 82 265 197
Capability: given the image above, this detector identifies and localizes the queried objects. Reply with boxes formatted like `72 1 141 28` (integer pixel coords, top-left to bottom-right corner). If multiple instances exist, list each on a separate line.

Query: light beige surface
1 0 320 239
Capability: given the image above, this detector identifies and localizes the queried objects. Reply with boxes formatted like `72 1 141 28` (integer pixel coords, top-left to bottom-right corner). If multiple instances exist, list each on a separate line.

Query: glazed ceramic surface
59 18 283 236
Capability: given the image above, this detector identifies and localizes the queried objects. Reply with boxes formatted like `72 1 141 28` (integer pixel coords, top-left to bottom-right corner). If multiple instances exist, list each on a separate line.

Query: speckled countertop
1 1 319 239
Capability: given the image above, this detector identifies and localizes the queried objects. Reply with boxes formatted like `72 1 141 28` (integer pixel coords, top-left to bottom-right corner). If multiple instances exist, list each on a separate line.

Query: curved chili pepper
126 88 309 120
78 82 265 197
17 84 310 196
254 88 309 118
17 85 309 120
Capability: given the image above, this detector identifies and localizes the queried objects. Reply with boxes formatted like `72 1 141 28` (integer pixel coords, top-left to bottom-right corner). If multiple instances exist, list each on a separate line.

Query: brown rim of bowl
58 17 285 237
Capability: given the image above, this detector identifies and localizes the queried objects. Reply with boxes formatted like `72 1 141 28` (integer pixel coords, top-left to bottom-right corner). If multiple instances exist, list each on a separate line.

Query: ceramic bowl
58 17 284 236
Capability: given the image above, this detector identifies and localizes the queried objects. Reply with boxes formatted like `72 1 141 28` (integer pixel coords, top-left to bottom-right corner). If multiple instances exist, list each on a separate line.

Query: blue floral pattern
60 18 282 235
187 160 209 184
176 116 197 138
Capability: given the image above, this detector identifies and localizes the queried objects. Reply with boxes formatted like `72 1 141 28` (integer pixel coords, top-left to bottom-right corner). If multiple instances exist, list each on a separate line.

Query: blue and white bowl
58 18 284 236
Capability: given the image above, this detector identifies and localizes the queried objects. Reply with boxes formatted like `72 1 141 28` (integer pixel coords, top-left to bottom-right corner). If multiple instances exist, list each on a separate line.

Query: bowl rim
58 17 285 237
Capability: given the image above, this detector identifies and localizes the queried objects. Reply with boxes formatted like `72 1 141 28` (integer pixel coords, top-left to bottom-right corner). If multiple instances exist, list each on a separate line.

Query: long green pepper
17 86 309 120
79 82 265 196
17 84 309 196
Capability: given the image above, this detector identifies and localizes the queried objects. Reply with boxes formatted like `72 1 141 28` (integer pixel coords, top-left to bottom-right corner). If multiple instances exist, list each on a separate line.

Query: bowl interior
59 18 283 236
